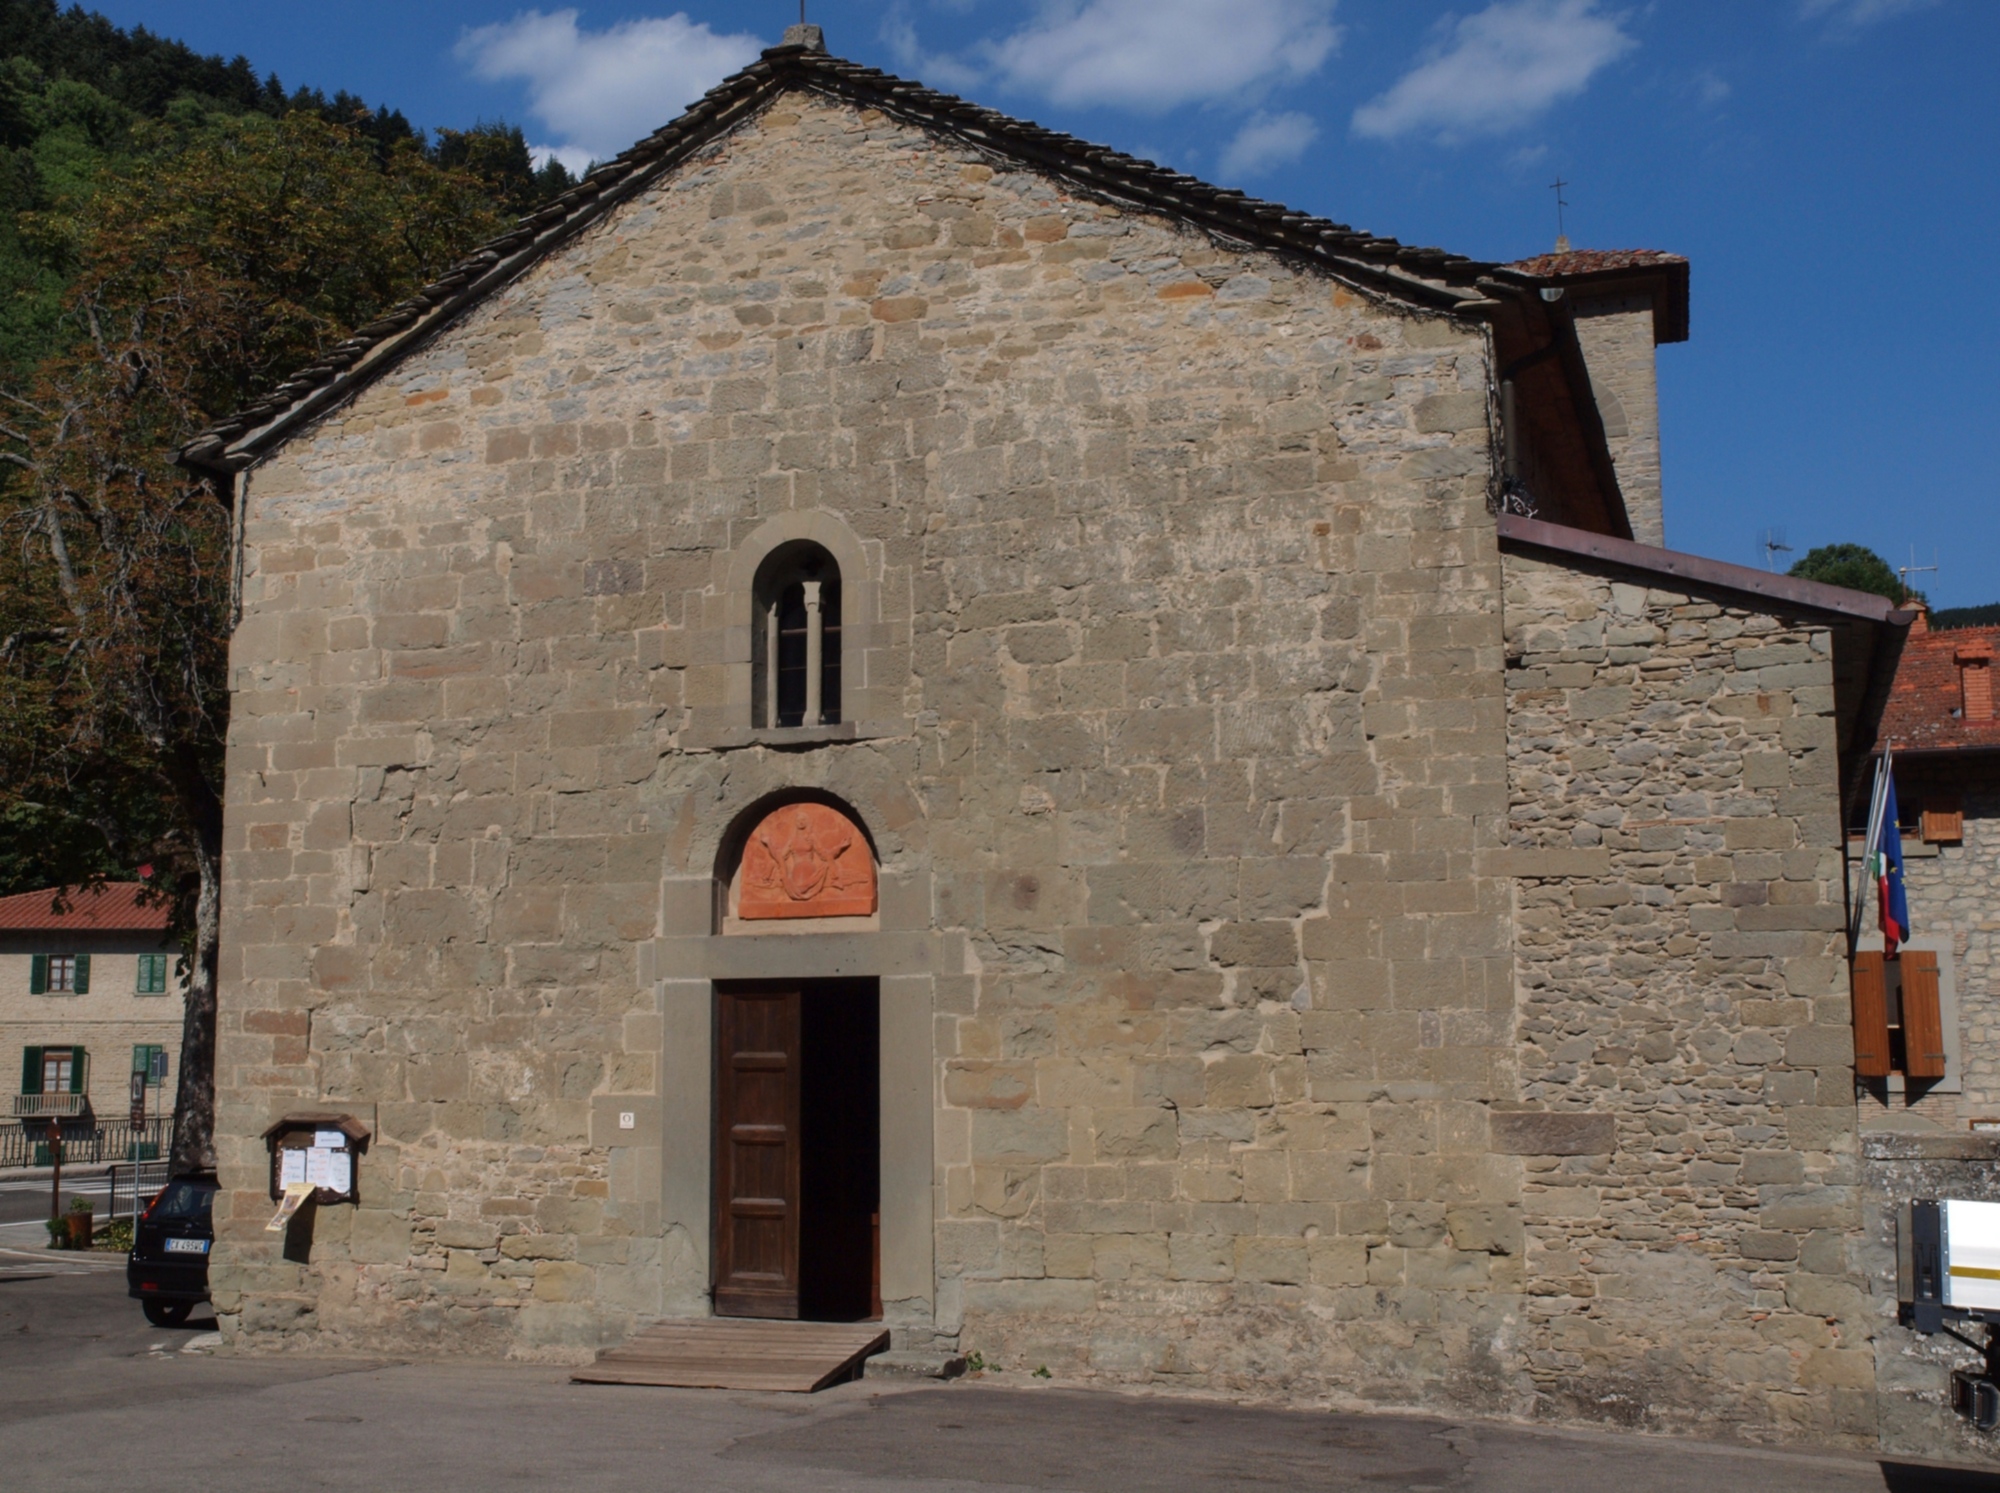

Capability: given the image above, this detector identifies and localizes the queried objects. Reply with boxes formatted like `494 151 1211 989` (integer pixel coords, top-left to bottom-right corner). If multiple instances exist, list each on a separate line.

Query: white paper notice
305 1147 351 1193
266 1181 315 1232
313 1130 345 1150
279 1149 307 1187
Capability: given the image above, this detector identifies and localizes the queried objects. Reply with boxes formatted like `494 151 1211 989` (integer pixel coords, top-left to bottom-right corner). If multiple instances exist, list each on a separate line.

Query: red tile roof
0 882 170 932
1878 612 2000 752
1505 249 1687 278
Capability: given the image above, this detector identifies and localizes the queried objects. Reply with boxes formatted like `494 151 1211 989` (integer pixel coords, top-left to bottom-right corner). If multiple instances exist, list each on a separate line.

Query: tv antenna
1759 527 1792 572
1898 546 1938 597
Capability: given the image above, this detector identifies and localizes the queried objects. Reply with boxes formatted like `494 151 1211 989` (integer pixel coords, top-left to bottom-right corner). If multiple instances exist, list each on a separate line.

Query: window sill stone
680 719 909 751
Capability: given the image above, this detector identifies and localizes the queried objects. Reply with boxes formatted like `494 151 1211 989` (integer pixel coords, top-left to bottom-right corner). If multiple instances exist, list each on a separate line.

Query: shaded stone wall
1571 299 1663 547
210 87 1517 1391
1500 550 1874 1443
1871 781 2000 1127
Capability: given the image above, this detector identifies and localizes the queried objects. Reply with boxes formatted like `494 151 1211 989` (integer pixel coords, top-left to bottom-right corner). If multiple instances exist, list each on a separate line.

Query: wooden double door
712 979 880 1320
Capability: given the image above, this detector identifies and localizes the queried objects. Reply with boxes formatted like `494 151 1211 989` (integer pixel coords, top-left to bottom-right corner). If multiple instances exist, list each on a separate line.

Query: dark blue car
126 1177 215 1326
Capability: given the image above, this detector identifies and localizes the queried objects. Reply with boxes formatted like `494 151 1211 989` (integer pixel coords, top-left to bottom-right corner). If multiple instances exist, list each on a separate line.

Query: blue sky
95 1 1998 606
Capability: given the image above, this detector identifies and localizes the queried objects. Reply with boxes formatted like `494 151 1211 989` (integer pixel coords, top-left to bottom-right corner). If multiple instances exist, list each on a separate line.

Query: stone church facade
185 34 1923 1447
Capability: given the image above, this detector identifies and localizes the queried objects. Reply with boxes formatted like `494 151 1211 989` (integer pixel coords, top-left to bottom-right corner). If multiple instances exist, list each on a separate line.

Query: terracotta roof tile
1878 615 2000 752
0 882 170 933
1505 249 1688 278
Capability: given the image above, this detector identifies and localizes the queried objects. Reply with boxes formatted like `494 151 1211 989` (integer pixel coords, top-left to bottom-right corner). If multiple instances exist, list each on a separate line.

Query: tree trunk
169 751 224 1177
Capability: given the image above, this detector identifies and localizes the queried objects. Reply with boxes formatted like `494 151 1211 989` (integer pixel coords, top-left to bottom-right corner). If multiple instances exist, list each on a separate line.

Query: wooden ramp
572 1318 891 1393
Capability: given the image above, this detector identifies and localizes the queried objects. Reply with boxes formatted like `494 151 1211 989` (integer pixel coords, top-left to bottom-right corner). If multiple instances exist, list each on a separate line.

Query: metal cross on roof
1550 177 1570 252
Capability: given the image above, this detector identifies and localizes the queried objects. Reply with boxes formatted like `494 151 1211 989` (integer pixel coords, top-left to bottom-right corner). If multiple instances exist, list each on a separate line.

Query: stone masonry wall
1887 786 2000 1125
1860 1132 2000 1466
211 85 1524 1401
1501 550 1875 1443
1571 300 1663 548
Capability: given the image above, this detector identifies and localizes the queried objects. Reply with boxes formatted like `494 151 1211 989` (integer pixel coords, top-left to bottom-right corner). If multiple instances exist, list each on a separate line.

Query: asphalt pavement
1 1268 1995 1492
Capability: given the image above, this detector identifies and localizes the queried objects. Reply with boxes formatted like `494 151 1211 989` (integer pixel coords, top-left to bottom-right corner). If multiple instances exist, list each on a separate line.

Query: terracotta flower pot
65 1212 92 1248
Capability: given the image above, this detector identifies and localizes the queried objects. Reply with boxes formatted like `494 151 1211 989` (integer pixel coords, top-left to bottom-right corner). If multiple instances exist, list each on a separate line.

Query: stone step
864 1349 967 1381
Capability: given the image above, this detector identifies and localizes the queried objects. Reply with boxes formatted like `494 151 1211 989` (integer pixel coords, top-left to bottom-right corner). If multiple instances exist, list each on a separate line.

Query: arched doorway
710 798 882 1322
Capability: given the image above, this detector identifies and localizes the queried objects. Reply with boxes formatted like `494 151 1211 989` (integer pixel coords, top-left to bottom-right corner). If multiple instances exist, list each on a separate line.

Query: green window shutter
131 1044 147 1075
29 955 46 995
67 1047 85 1093
20 1047 42 1095
73 953 89 994
143 955 167 993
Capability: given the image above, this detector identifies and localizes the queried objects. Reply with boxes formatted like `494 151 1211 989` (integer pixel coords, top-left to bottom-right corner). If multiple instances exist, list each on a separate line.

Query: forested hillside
0 0 572 382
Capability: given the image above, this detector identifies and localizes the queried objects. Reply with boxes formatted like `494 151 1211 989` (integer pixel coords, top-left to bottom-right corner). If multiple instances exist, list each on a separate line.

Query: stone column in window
764 599 780 728
803 579 823 726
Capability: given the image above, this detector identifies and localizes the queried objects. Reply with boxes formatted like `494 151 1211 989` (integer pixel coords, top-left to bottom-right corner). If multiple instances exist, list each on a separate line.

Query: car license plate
164 1238 209 1254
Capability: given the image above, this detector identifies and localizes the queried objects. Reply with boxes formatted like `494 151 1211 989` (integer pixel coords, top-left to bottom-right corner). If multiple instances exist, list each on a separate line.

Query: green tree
435 120 575 215
1787 543 1907 603
0 110 507 1173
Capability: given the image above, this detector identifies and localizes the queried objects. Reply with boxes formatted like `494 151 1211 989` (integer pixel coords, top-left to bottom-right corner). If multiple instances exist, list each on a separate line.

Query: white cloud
881 7 985 92
529 143 596 177
1799 0 1941 25
1219 111 1320 178
1352 0 1634 142
456 9 763 163
983 0 1341 114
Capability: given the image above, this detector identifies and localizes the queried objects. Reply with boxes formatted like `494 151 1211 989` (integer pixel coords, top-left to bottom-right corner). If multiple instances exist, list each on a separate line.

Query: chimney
1571 293 1666 546
1959 641 1994 722
1541 254 1687 549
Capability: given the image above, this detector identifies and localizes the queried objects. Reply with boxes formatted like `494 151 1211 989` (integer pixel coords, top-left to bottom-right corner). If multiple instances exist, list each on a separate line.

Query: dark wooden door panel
714 986 801 1318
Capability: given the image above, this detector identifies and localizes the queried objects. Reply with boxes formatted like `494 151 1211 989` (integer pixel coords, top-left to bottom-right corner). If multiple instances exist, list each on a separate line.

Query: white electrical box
1945 1200 2000 1314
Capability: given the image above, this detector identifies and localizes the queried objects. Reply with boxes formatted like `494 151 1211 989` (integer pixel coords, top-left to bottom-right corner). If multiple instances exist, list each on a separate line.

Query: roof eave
1497 513 1913 624
1490 258 1690 346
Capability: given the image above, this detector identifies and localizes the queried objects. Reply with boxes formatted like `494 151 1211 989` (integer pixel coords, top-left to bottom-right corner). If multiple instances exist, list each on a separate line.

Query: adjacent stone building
181 33 1931 1449
1842 610 2000 1460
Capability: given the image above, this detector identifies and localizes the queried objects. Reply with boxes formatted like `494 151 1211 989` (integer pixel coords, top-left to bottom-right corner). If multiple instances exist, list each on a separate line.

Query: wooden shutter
73 953 89 994
712 984 801 1319
1903 952 1947 1080
67 1047 86 1094
20 1047 42 1095
29 955 45 995
1922 800 1964 844
1851 951 1892 1078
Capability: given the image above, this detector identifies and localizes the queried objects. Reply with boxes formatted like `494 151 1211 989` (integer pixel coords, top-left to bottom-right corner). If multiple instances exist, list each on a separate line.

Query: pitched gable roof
0 882 169 933
178 39 1541 478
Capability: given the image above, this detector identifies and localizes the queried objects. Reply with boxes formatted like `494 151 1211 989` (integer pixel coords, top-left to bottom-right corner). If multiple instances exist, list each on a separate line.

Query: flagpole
1849 746 1892 952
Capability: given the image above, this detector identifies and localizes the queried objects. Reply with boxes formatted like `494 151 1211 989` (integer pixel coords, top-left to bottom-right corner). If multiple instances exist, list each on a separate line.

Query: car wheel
142 1299 194 1328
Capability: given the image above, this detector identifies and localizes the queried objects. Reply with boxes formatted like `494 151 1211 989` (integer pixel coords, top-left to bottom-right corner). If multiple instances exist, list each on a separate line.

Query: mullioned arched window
751 541 841 728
